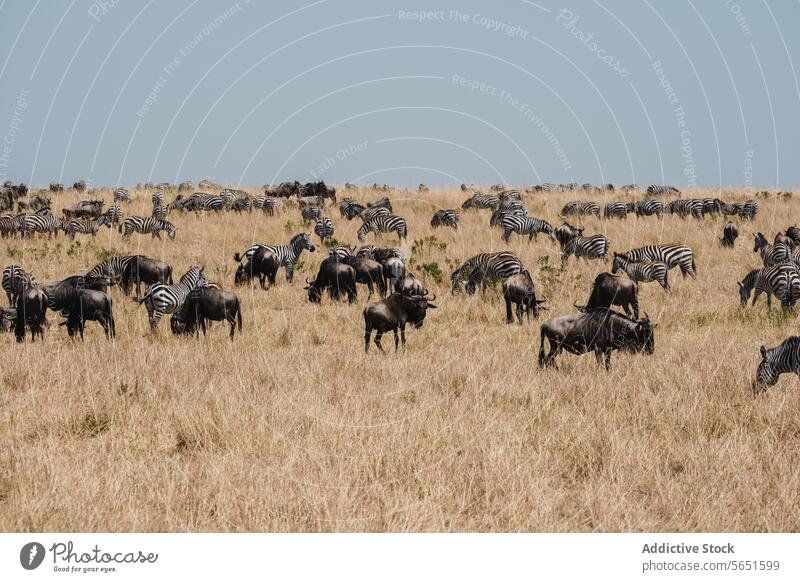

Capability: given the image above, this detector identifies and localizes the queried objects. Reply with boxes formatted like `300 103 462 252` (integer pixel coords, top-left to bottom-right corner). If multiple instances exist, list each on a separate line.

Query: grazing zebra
489 208 525 228
500 214 555 242
357 213 407 242
430 209 459 229
560 201 600 218
64 215 111 240
313 216 334 244
739 264 800 311
603 201 630 219
196 195 224 212
754 337 800 393
114 188 132 205
753 232 792 266
20 212 62 238
339 199 366 220
135 265 206 332
261 196 287 216
359 205 391 222
301 205 322 221
151 191 164 207
624 244 697 278
646 185 681 197
561 234 609 264
86 256 134 285
2 265 35 305
666 199 705 219
498 199 526 214
328 245 355 262
450 251 524 294
633 200 664 218
233 233 316 282
151 205 169 220
738 199 759 220
120 216 177 239
461 193 500 210
702 198 724 216
611 252 670 292
498 189 522 201
103 204 123 225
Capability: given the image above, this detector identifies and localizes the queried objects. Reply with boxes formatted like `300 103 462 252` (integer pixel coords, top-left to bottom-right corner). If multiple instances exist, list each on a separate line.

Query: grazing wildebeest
0 308 16 332
538 308 656 370
14 283 47 342
753 337 800 393
340 255 386 298
578 272 639 320
363 291 437 352
234 248 280 290
170 287 242 340
120 255 173 298
721 221 738 247
502 270 546 324
304 258 358 303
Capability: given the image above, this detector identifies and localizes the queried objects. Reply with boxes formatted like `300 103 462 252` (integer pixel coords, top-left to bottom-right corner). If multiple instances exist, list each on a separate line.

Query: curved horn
428 293 436 302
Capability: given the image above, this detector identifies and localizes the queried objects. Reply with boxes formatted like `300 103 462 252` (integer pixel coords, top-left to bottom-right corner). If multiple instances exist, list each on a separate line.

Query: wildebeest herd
0 178 796 394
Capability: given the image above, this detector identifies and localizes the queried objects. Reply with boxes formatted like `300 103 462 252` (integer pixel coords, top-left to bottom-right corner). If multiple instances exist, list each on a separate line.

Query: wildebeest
304 258 357 303
14 283 47 342
0 307 16 332
234 248 280 290
502 270 546 324
394 273 426 296
363 291 437 352
366 196 392 212
382 256 406 292
774 232 794 248
120 255 173 298
49 182 64 192
721 221 738 247
578 272 639 320
340 255 386 298
554 221 583 248
538 308 656 370
17 194 51 212
62 288 115 340
62 199 103 219
170 286 242 339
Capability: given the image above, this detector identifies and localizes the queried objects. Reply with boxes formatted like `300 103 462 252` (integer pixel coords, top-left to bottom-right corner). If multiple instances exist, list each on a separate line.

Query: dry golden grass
1 185 799 532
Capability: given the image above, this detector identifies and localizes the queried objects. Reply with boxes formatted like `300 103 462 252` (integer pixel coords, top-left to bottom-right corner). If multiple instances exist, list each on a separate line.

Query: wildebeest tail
233 252 243 262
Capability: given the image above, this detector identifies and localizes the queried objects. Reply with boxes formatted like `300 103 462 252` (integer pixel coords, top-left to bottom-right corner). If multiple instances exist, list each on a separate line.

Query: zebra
359 205 391 222
611 252 670 292
198 195 224 212
754 337 800 393
603 201 630 219
0 214 22 237
489 208 525 228
114 188 132 205
313 216 334 244
19 212 62 238
64 215 111 240
666 199 704 219
260 196 287 216
301 205 322 222
623 244 697 278
633 200 664 218
646 185 681 197
2 265 35 305
135 265 206 332
86 256 135 286
340 199 366 220
328 245 355 262
753 232 791 267
560 201 600 218
462 194 500 210
357 214 407 242
120 216 177 239
561 234 609 265
450 251 524 294
233 233 316 282
151 205 169 220
103 204 123 225
498 189 522 201
498 199 526 214
739 199 759 220
499 214 555 243
151 191 164 207
701 198 724 216
738 264 800 311
430 209 459 229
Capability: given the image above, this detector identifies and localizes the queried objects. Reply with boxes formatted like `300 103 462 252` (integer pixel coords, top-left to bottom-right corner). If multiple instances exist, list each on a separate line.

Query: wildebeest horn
305 277 312 285
428 293 436 302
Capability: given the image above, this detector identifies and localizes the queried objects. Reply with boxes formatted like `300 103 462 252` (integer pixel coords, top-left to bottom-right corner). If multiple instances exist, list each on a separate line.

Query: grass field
0 185 799 532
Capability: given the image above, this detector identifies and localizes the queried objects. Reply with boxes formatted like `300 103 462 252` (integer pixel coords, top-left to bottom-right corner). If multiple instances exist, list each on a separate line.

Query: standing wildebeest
753 337 800 393
170 286 242 339
234 248 280 290
394 273 427 296
40 275 114 339
721 221 738 247
120 255 173 298
502 271 546 324
17 194 51 212
538 308 656 370
14 282 47 342
304 258 357 303
578 272 639 320
363 291 437 352
340 255 386 298
382 256 406 292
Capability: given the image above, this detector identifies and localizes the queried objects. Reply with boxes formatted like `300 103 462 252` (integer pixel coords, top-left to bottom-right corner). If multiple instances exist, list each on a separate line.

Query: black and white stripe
753 232 791 266
19 212 62 238
2 265 35 305
328 245 355 262
666 199 704 219
646 185 681 197
64 215 110 239
120 216 177 239
339 199 366 220
86 256 135 284
151 191 164 207
498 189 522 201
136 265 206 331
430 209 459 229
499 214 555 242
301 205 322 221
151 205 169 220
103 204 123 225
114 188 132 205
234 233 316 282
450 251 524 294
462 193 500 210
633 200 664 218
561 234 609 264
603 201 630 219
259 196 286 216
754 337 800 392
623 244 697 278
0 214 23 237
612 252 670 292
739 264 800 311
313 216 334 244
560 201 600 218
738 199 758 220
357 213 407 242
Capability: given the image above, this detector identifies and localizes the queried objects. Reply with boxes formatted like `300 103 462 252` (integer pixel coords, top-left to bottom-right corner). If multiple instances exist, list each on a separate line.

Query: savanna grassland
0 184 799 533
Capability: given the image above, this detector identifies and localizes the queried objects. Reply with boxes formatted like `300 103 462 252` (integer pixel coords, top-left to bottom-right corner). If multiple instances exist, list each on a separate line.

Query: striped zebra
753 232 792 266
738 199 758 220
462 193 500 210
500 214 555 243
151 205 169 220
260 196 287 216
301 205 322 221
646 185 681 197
359 205 391 222
633 200 664 218
754 337 800 393
86 256 134 285
450 251 524 294
623 244 697 278
233 233 316 282
739 264 800 311
666 199 704 219
561 234 609 264
357 213 407 243
20 212 62 238
339 199 366 220
328 245 355 262
560 201 600 218
603 201 630 219
197 195 224 212
498 190 522 201
702 198 724 216
611 252 670 292
120 216 177 239
135 265 206 332
313 216 334 244
430 209 459 229
0 214 22 237
64 216 111 240
114 188 132 205
498 199 526 214
2 265 35 305
151 191 164 207
103 204 123 225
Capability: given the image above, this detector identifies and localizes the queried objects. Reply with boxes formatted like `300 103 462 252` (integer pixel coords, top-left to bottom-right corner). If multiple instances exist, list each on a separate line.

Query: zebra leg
149 310 163 332
285 265 293 283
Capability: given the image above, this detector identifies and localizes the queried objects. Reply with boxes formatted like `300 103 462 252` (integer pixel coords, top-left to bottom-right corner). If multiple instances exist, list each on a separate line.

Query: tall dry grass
0 185 798 532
